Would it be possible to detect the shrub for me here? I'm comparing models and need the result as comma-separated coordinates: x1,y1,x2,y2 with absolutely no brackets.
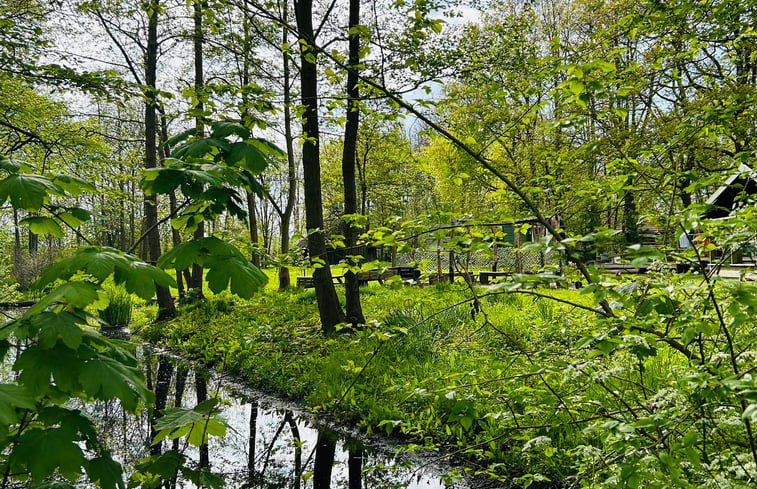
99,287,133,328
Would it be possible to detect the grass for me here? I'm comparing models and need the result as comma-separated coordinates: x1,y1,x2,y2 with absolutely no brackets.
137,277,601,483
136,270,756,487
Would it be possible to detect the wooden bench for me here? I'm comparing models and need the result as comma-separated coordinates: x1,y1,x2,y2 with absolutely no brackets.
296,275,345,288
598,264,648,275
357,269,385,286
296,276,315,288
479,271,513,285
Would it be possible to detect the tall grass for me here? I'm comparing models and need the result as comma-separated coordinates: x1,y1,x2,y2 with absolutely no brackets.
99,287,133,328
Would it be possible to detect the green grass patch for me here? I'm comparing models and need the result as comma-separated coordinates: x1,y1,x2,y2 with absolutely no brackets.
139,282,599,483
138,274,757,487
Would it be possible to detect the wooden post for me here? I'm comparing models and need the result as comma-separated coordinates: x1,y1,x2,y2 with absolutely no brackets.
515,231,522,274
436,246,442,282
448,229,455,281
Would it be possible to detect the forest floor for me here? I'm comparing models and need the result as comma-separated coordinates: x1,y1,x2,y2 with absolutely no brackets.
135,275,603,486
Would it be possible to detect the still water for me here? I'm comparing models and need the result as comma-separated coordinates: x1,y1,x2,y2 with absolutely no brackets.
83,345,468,489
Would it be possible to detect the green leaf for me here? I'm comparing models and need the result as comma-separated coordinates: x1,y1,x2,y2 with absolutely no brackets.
172,138,231,159
67,206,93,222
165,128,196,148
0,157,21,173
33,247,176,300
141,169,184,195
36,406,98,445
35,311,86,350
0,173,63,210
210,120,250,140
247,137,285,158
157,237,267,298
50,174,97,196
206,257,267,299
134,451,185,480
87,453,125,489
28,281,101,314
14,343,84,396
10,427,86,481
57,210,87,228
180,467,224,489
733,284,757,309
568,80,585,95
79,348,153,412
225,142,268,173
153,399,227,447
0,383,36,425
116,261,176,301
20,216,64,238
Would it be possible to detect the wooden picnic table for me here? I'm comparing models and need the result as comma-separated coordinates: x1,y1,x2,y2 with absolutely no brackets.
387,266,421,281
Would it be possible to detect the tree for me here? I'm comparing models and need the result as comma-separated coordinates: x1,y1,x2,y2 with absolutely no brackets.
340,0,365,325
187,0,207,299
295,0,345,333
143,0,175,319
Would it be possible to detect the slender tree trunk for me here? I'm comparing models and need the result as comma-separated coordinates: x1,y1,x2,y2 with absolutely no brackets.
188,0,206,298
160,114,185,299
279,1,297,290
144,1,175,320
239,2,261,268
623,174,639,245
12,209,20,253
118,167,126,250
341,0,365,325
246,190,261,266
296,0,345,332
28,212,38,254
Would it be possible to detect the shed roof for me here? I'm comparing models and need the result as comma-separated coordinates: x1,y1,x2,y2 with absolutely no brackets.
704,164,757,218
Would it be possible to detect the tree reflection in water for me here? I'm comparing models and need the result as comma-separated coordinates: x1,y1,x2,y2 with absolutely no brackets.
77,349,463,489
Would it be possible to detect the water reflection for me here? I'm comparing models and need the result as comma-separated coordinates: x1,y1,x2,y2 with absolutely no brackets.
81,348,464,489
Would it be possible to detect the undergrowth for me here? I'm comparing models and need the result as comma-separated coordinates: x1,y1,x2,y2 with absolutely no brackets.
139,272,757,488
139,282,596,485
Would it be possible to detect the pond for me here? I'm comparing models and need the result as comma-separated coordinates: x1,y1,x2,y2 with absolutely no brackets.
80,344,470,489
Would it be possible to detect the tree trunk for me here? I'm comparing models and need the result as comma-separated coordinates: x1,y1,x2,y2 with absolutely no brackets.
28,212,38,254
160,113,185,299
341,0,365,325
188,0,206,299
279,1,297,290
296,0,345,333
12,208,20,253
247,190,261,267
623,175,639,245
144,1,175,320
